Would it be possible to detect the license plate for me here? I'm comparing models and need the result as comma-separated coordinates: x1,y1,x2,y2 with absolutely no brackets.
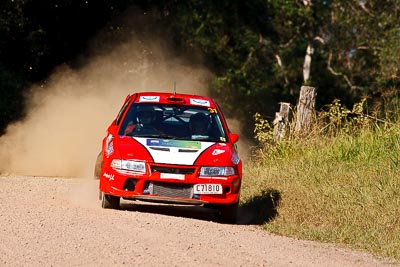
193,184,222,194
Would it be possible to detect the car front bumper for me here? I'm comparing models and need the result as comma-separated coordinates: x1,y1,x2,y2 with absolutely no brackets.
99,166,241,205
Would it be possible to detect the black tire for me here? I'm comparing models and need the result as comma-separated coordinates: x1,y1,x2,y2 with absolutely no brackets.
101,192,120,209
218,203,238,224
94,152,102,179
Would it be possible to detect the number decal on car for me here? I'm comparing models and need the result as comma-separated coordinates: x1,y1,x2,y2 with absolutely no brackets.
208,108,218,114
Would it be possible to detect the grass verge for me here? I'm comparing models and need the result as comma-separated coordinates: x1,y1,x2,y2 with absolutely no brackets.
241,119,400,262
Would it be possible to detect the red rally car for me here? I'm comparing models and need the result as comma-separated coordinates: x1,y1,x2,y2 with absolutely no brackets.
95,92,242,223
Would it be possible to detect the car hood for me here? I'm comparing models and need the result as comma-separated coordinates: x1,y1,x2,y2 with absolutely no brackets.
117,136,235,166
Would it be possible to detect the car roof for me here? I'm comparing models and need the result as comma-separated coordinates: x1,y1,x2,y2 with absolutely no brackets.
132,92,217,108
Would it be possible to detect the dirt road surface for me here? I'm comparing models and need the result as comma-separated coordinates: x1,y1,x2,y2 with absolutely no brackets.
0,176,397,267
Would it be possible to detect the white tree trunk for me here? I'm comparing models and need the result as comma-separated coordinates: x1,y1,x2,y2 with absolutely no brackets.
303,43,314,83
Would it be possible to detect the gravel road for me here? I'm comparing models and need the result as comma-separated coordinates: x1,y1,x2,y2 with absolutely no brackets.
0,176,397,267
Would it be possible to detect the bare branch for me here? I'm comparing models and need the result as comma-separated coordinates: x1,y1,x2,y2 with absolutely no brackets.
313,36,325,44
240,47,255,72
300,0,312,7
258,34,270,46
279,37,296,48
327,52,363,90
275,54,283,67
354,0,373,16
275,54,289,85
259,33,296,49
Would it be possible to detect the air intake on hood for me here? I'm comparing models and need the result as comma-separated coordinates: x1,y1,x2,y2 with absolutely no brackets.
178,149,198,153
149,147,170,152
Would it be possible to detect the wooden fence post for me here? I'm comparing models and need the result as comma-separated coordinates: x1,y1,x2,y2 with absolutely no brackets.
273,102,291,142
295,86,316,136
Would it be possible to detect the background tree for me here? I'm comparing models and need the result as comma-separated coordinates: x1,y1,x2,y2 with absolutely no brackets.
327,0,400,115
0,0,398,136
0,0,141,133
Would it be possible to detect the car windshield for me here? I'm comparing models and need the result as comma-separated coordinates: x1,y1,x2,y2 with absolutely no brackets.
118,103,228,142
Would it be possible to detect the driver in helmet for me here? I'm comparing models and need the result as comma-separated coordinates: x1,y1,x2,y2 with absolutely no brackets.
136,106,156,126
124,105,159,135
189,112,209,136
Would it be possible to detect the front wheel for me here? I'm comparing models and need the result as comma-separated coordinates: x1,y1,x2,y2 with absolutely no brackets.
101,192,120,209
218,203,238,224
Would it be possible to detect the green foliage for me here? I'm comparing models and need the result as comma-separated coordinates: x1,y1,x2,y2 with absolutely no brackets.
167,0,285,122
0,0,399,137
254,126,400,261
165,0,399,138
253,112,274,144
318,99,372,135
244,100,400,261
327,1,399,93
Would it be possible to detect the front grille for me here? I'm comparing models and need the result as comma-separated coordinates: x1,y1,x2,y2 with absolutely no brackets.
145,182,193,198
151,166,195,175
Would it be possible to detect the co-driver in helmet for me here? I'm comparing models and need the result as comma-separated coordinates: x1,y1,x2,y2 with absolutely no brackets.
189,112,209,136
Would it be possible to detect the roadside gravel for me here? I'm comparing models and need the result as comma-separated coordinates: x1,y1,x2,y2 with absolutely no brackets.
0,176,397,267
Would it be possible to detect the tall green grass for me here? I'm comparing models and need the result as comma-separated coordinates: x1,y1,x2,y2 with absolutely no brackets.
242,99,400,261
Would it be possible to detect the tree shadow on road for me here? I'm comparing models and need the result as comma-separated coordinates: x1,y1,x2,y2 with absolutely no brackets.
237,188,281,225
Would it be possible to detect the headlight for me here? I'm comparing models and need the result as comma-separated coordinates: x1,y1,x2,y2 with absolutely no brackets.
111,159,146,173
199,166,235,177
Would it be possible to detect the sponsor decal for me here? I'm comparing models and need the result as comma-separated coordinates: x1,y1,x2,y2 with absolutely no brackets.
134,137,214,165
106,141,114,157
231,153,240,165
190,98,210,107
106,134,114,157
139,96,160,102
212,149,225,156
146,139,201,149
103,172,115,181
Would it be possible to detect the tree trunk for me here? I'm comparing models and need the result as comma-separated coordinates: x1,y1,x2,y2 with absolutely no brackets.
273,102,291,142
295,86,316,136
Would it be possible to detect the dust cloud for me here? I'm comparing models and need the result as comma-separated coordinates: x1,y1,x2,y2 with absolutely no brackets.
0,34,212,178
0,10,251,178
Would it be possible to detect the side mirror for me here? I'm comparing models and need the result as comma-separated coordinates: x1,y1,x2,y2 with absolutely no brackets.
229,132,239,143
